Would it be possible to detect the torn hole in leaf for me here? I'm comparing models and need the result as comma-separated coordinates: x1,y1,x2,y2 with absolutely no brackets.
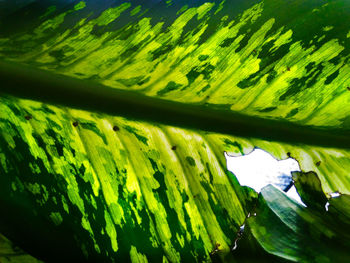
329,192,341,198
325,192,341,211
225,148,305,206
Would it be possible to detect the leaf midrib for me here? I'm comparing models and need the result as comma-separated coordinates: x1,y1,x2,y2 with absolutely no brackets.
1,60,349,149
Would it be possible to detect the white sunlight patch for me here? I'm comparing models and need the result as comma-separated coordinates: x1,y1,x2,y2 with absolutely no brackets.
225,148,305,206
325,192,341,211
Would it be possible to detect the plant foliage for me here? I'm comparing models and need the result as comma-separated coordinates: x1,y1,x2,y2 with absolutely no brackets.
1,0,350,262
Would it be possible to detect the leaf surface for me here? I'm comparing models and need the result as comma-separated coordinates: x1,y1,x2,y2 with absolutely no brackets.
1,0,350,130
248,185,350,262
1,0,350,262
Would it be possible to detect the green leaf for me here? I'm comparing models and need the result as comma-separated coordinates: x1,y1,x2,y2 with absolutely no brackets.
1,0,350,262
0,234,42,263
292,171,328,210
328,194,350,226
248,185,350,262
0,96,248,262
2,0,350,132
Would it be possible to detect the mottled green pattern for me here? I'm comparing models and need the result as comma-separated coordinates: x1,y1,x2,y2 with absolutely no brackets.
2,0,350,261
0,96,243,262
1,96,350,261
1,0,350,129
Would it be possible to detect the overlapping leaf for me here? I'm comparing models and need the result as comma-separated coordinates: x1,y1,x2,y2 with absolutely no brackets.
248,183,350,262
